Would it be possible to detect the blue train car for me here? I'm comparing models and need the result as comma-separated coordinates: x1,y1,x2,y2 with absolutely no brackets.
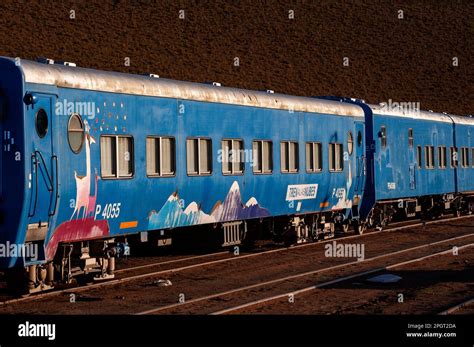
0,57,367,291
453,119,474,194
367,103,474,226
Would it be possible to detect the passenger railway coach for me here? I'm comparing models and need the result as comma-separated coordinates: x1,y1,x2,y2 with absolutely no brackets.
0,56,473,293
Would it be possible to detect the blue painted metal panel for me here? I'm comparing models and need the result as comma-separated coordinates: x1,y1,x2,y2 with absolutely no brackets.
0,58,28,268
372,114,456,200
454,123,474,192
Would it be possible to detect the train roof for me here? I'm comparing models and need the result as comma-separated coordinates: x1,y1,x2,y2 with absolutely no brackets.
11,58,365,118
369,103,474,125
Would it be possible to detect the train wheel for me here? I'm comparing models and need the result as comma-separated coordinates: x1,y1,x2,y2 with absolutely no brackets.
352,221,366,235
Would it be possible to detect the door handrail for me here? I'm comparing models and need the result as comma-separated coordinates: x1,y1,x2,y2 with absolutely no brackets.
34,150,53,192
28,154,38,217
49,155,59,216
28,150,58,218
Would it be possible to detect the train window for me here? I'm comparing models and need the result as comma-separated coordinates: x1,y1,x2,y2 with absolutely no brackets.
222,139,244,175
35,108,48,138
347,131,354,155
464,148,468,167
424,146,434,169
329,143,343,172
461,147,470,168
357,131,362,147
408,129,414,147
472,148,474,168
253,140,273,174
67,114,84,154
306,142,322,173
100,135,134,179
146,136,176,177
118,137,134,177
187,138,212,175
450,147,458,168
417,146,422,169
465,148,470,167
438,146,447,169
280,141,299,173
380,126,387,148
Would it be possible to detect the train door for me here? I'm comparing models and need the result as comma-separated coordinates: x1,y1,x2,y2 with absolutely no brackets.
352,121,366,219
353,122,366,197
408,128,416,190
27,94,58,231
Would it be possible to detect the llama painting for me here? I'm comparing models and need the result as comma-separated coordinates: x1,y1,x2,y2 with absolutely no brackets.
70,120,98,220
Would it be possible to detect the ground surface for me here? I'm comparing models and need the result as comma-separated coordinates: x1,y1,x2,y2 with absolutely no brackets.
0,0,472,115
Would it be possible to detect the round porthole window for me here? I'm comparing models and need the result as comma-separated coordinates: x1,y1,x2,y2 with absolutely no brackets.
348,131,354,155
35,109,48,138
68,113,85,154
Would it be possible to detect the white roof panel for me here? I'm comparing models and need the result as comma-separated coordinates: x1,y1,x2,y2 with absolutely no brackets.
17,59,364,117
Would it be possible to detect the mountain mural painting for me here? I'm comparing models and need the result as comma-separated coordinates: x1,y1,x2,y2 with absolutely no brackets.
147,181,270,230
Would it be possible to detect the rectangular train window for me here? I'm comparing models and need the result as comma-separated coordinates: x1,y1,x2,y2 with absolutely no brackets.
424,146,434,169
280,141,299,173
306,142,322,173
472,148,474,168
146,136,176,177
100,135,134,179
461,147,470,168
417,146,422,169
329,143,343,172
450,147,458,168
222,139,244,175
253,140,273,174
380,126,387,148
438,146,447,169
187,138,212,175
408,128,414,147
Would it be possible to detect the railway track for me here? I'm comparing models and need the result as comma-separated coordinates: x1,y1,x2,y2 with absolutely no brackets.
0,214,472,310
136,235,474,315
438,298,474,315
209,243,474,315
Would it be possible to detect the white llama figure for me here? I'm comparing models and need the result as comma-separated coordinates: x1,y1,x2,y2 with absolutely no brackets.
70,120,95,220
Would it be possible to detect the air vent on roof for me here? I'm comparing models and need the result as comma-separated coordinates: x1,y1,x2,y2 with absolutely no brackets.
266,90,274,94
204,81,222,87
36,57,55,65
56,61,77,67
148,74,160,78
428,110,433,112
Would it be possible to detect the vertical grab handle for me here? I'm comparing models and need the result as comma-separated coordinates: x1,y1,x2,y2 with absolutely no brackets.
28,154,38,217
49,155,59,216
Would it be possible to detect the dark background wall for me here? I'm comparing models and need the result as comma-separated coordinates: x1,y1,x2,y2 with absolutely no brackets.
0,0,472,114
